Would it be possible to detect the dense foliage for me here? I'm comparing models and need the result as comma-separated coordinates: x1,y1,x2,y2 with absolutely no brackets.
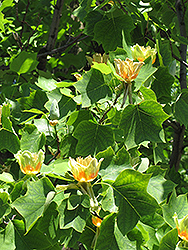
0,0,188,249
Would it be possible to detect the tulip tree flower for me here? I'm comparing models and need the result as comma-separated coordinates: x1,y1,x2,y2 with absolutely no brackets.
69,155,104,182
15,149,45,175
86,53,109,66
114,58,144,83
131,44,157,64
174,213,188,242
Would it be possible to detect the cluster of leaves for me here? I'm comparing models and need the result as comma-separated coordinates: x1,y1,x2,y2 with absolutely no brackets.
0,0,188,249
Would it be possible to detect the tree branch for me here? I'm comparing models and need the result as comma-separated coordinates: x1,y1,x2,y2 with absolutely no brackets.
175,0,187,89
169,123,185,171
47,0,64,51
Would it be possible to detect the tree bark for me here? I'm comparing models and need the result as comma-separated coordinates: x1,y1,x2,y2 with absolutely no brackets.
175,0,187,89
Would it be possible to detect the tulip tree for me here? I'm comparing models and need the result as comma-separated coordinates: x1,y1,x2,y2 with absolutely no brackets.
0,0,188,249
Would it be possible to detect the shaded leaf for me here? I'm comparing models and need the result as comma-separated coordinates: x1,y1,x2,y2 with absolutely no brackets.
174,90,188,128
0,222,15,250
94,15,134,52
73,120,114,156
0,128,20,154
13,178,54,231
158,228,178,250
151,67,174,104
95,213,118,250
113,169,159,219
119,101,169,149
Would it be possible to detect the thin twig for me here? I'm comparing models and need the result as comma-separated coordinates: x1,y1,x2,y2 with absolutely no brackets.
99,90,122,124
37,34,89,57
46,126,60,165
24,17,43,50
20,0,30,38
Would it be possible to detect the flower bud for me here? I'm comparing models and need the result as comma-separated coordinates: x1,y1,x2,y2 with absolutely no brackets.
131,44,157,64
114,58,144,83
49,120,59,126
86,53,109,66
15,149,45,175
69,155,104,182
92,215,102,227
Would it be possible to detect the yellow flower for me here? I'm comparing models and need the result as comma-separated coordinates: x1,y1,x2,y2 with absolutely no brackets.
86,53,109,66
114,58,144,83
174,213,188,242
69,155,104,182
15,149,45,175
131,44,157,64
92,215,102,227
49,120,59,126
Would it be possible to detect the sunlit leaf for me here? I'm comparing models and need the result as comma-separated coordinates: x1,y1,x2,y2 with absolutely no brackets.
10,51,38,75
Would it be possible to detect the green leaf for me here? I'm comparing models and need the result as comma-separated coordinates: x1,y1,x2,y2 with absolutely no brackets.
140,86,157,101
153,143,167,164
100,146,132,181
0,12,5,32
113,169,159,219
114,225,137,250
94,15,135,52
20,125,46,152
174,90,188,128
137,222,159,249
162,190,188,228
147,175,177,204
102,186,118,213
95,213,118,250
13,178,54,231
134,63,157,90
59,201,89,233
96,146,115,170
158,228,178,250
66,110,93,129
0,222,15,250
10,51,38,75
84,10,103,36
1,104,13,132
0,128,20,154
35,76,57,91
58,94,76,119
0,0,14,12
151,67,174,104
73,120,114,156
0,172,14,183
91,62,112,75
74,68,111,107
119,101,169,149
0,192,9,218
117,197,139,235
17,89,48,112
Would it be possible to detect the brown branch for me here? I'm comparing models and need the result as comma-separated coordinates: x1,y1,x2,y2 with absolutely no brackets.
46,133,60,165
116,0,128,14
46,0,64,51
169,123,185,171
20,0,30,38
175,0,187,89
